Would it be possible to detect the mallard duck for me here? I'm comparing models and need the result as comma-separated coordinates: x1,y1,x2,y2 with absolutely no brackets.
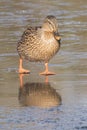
19,74,62,108
17,15,61,75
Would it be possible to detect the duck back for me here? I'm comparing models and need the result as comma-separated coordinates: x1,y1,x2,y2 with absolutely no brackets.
17,26,60,62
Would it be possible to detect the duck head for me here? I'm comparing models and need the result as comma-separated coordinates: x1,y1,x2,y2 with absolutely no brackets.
42,15,61,41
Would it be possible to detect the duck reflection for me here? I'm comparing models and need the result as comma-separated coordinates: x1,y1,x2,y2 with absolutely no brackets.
19,74,62,108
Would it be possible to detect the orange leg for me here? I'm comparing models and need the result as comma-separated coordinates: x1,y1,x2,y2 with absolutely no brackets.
45,76,49,83
19,74,24,88
18,58,30,74
40,63,55,75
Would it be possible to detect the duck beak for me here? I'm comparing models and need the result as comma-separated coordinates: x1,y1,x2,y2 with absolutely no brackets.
58,39,61,45
54,32,61,41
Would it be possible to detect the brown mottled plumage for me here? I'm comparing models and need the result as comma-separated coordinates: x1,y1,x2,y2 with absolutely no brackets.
17,15,61,75
19,81,62,108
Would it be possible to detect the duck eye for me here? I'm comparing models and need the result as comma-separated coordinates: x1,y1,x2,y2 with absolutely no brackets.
48,21,51,25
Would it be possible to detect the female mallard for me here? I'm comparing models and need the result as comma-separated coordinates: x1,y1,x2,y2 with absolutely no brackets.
17,15,61,75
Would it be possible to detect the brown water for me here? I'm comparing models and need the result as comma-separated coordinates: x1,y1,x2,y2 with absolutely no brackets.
0,0,87,130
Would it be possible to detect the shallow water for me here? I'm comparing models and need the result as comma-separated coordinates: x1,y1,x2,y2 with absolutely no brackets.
0,0,87,129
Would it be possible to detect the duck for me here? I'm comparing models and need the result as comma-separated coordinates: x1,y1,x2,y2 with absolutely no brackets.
19,74,62,108
17,15,61,75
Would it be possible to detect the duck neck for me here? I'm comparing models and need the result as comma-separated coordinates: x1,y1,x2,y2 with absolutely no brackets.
41,30,55,43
